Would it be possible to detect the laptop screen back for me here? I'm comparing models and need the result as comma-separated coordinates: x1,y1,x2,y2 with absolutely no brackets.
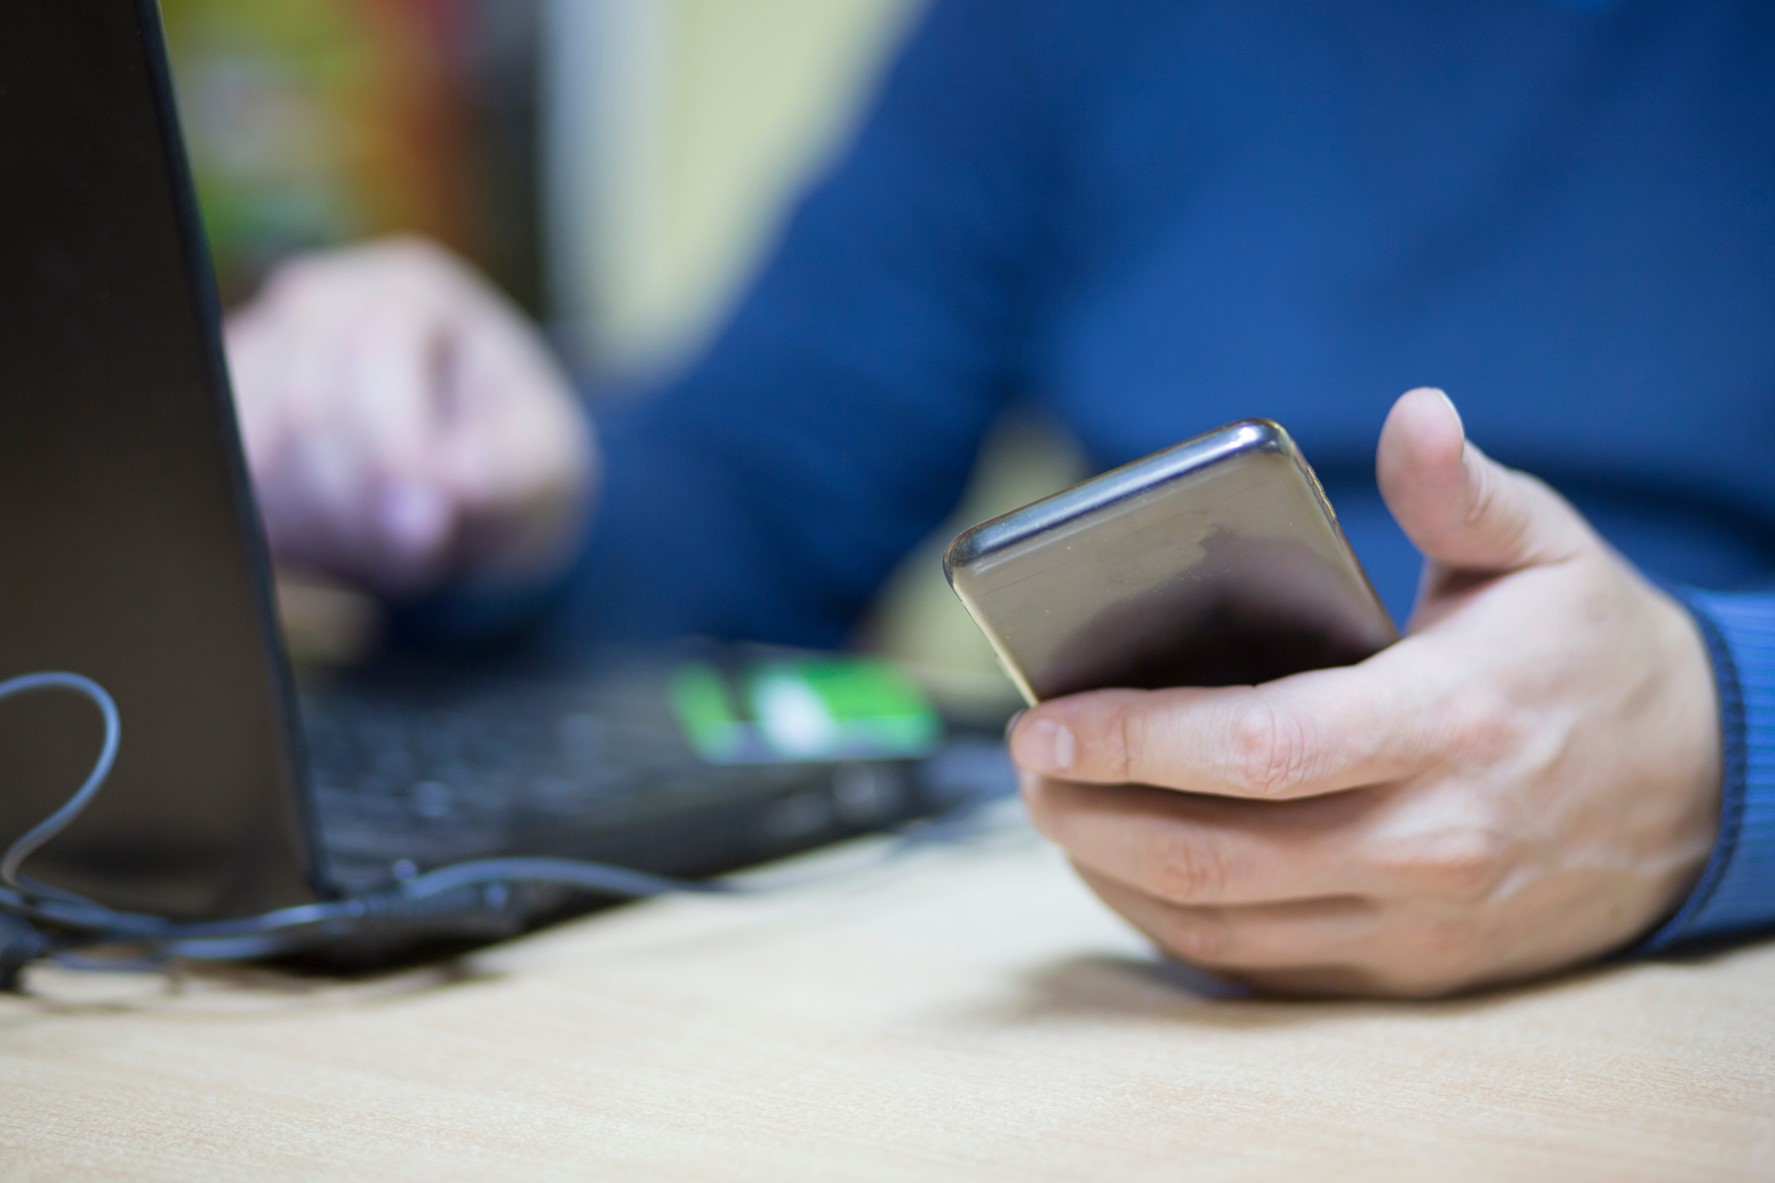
0,2,318,919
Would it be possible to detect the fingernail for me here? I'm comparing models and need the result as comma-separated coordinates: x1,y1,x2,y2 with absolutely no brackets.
378,485,446,555
1003,709,1025,744
1012,717,1075,773
1432,388,1464,435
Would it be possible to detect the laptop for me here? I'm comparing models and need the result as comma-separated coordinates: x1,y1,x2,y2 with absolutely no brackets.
0,2,1006,964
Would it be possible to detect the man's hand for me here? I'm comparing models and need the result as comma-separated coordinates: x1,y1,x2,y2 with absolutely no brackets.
1008,388,1722,997
225,237,596,598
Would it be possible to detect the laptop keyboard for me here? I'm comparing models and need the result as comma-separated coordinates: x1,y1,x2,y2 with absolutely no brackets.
267,656,1019,964
294,663,915,887
304,685,656,828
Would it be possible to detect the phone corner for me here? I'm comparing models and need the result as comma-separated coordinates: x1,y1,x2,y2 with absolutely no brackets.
940,528,980,590
1234,418,1294,455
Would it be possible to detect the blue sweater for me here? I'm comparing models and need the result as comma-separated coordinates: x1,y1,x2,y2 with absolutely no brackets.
549,0,1775,949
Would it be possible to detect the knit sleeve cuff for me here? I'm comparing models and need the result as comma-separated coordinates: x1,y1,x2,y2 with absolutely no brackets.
1638,587,1775,949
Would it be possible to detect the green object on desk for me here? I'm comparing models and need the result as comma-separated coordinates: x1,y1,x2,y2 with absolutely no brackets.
670,657,940,764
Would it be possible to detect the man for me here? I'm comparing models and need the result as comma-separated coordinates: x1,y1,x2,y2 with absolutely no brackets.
223,0,1775,995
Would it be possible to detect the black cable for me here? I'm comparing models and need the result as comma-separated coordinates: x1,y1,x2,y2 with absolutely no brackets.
1,669,1014,981
0,673,120,908
0,911,51,991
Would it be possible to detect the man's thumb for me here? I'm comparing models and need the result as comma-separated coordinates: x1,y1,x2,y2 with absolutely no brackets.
1376,388,1589,574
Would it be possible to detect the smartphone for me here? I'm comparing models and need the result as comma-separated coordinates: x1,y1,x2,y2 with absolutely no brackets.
943,420,1398,703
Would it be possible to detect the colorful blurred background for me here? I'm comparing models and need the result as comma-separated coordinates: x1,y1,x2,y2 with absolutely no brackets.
160,0,1075,677
160,0,921,377
162,0,544,310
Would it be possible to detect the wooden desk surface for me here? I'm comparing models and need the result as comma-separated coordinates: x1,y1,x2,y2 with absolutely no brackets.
2,823,1771,1181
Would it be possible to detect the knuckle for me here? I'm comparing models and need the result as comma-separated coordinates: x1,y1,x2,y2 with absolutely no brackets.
1441,687,1520,767
1145,827,1228,903
1469,466,1571,564
1404,830,1511,903
1227,703,1314,798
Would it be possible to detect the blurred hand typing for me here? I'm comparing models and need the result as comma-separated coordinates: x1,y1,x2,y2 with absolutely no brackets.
224,237,596,598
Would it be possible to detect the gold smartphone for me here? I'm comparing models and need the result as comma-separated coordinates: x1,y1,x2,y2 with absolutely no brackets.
943,420,1398,704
